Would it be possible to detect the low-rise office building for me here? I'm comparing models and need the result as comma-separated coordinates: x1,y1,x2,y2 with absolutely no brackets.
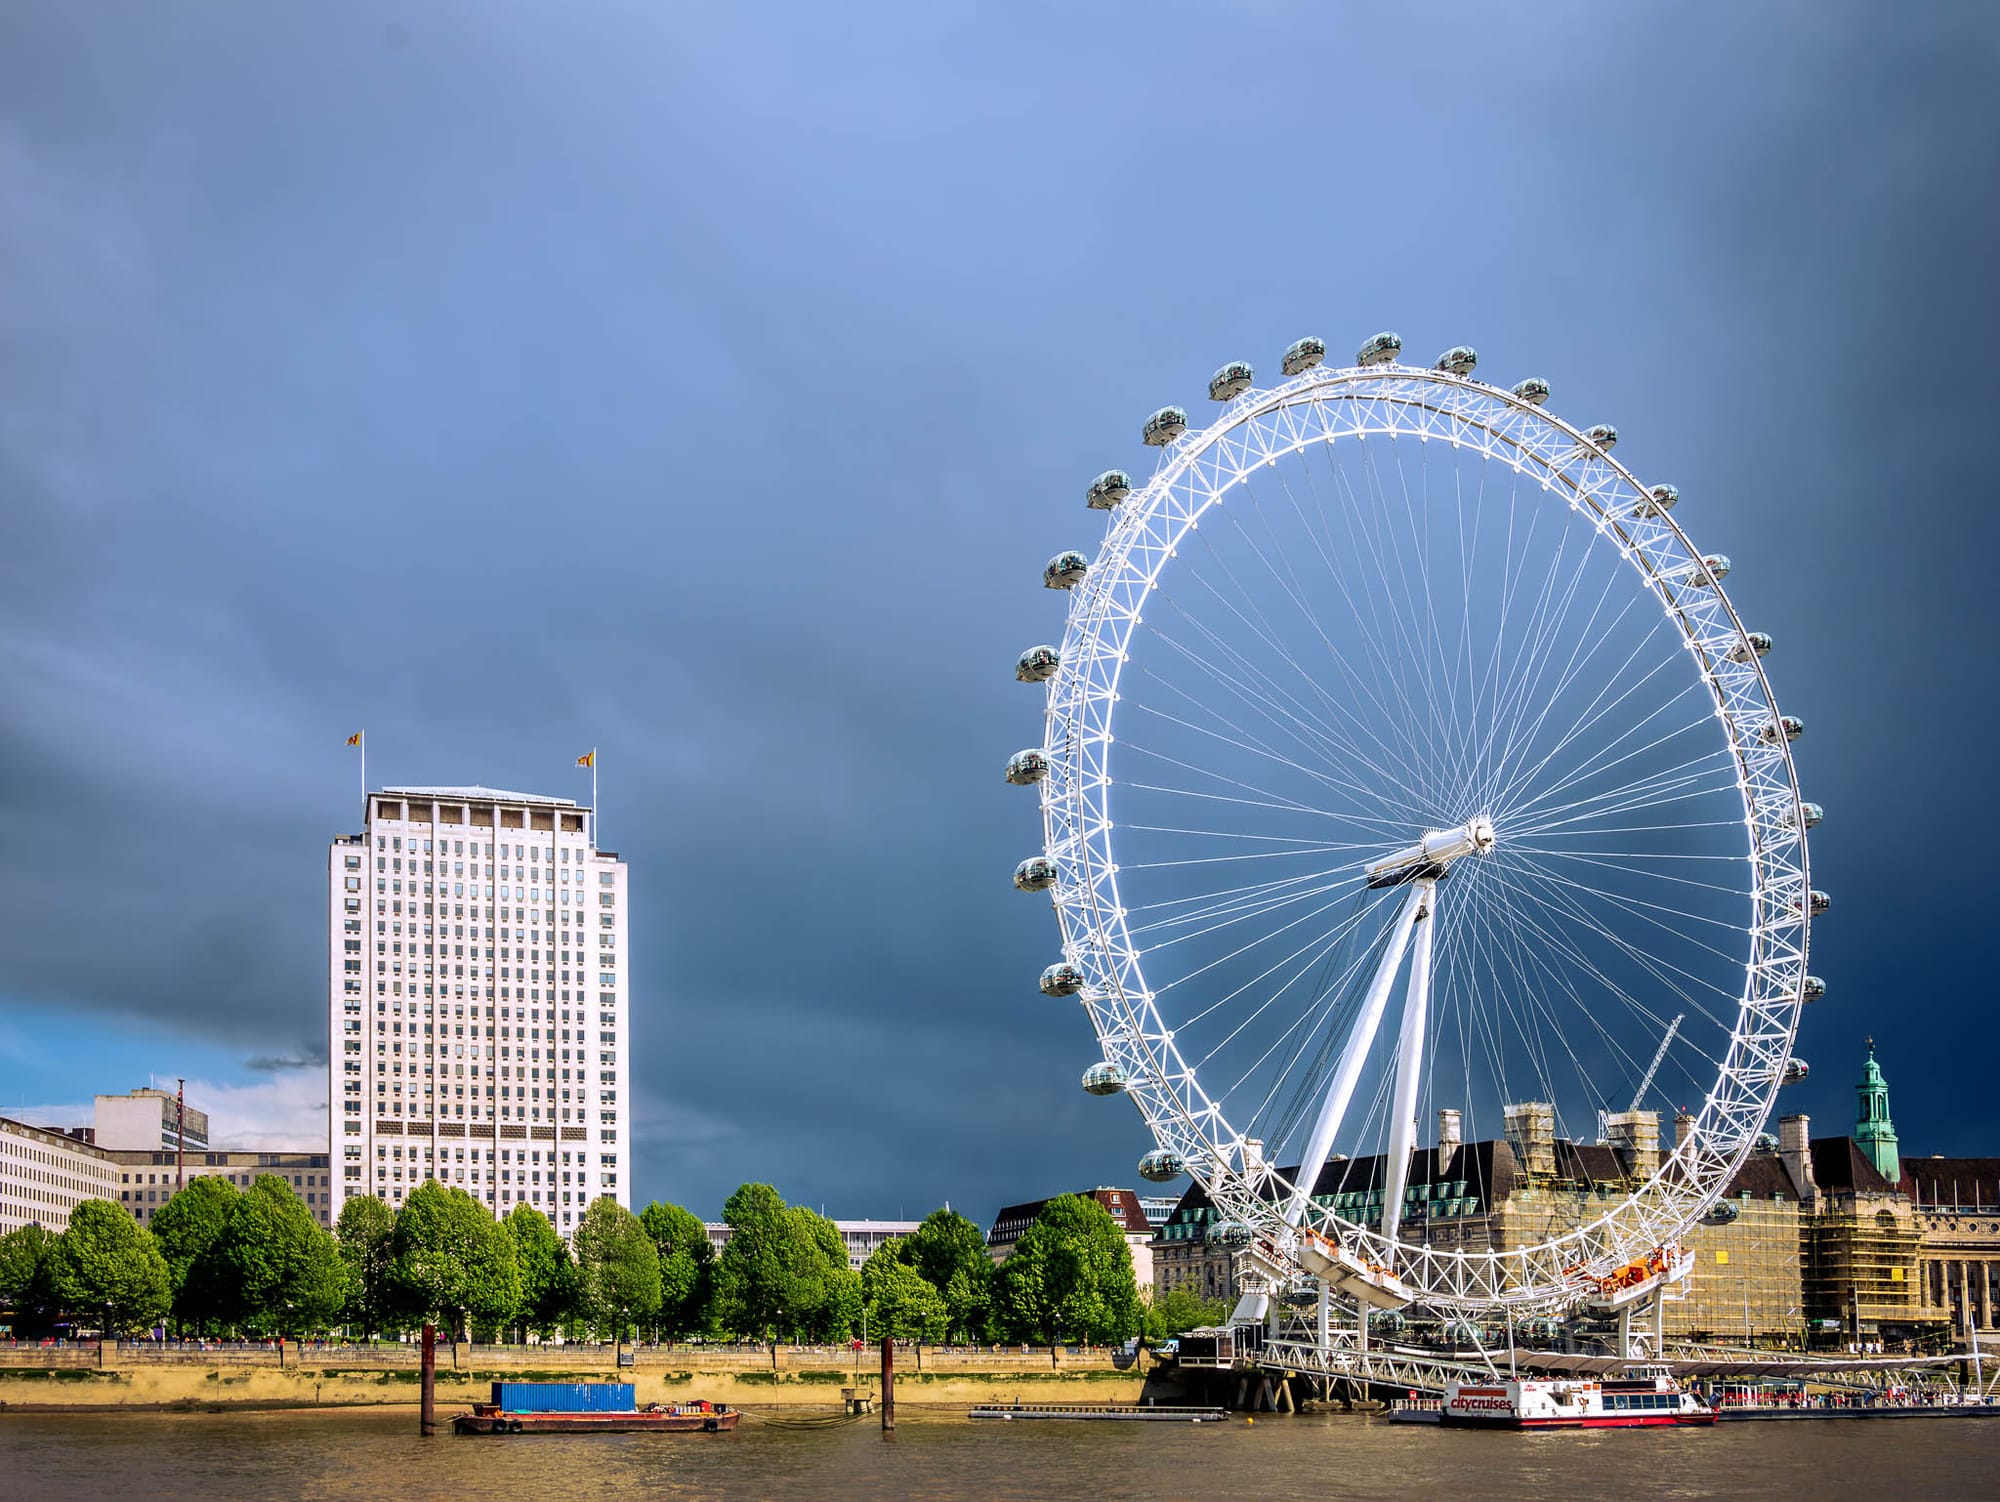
93,1088,209,1155
0,1117,118,1234
703,1219,924,1271
109,1150,334,1229
988,1188,1155,1290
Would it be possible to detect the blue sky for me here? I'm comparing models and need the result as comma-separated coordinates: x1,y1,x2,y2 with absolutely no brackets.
0,3,1995,1222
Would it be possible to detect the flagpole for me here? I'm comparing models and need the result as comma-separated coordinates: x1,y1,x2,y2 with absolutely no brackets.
360,730,367,812
592,748,599,847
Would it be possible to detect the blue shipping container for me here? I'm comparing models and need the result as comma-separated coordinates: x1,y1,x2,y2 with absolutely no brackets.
490,1381,636,1413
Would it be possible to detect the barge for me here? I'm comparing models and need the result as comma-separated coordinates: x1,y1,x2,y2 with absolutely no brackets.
452,1381,738,1436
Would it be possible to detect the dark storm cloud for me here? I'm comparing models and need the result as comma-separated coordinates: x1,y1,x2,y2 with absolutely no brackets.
0,3,1994,1218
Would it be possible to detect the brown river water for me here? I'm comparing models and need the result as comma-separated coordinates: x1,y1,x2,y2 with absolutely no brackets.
2,1407,1994,1501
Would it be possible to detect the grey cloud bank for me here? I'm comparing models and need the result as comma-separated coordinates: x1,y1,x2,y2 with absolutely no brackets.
0,4,1995,1218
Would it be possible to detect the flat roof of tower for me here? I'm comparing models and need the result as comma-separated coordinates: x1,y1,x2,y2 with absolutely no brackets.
378,786,579,808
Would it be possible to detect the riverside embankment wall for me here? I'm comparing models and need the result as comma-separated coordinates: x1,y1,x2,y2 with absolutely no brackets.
0,1344,1152,1411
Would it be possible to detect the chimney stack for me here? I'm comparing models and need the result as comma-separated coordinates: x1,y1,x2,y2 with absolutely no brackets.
1437,1108,1463,1153
1779,1113,1817,1204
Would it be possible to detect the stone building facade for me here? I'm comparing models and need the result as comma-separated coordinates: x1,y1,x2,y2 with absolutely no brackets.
1151,1044,1990,1349
1904,1156,2000,1336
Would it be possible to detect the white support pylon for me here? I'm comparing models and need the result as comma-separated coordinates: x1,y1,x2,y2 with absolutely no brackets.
1379,882,1437,1254
1285,881,1429,1227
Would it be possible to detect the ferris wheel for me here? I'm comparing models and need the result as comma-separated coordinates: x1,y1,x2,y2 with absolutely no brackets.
1007,332,1823,1318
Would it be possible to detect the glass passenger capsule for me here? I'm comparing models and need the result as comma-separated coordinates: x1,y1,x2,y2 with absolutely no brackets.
1638,484,1679,517
1759,715,1805,746
1783,1059,1810,1084
1208,361,1254,401
1206,1220,1252,1246
1081,1062,1129,1096
1583,423,1619,451
1791,889,1831,917
1282,336,1326,376
1016,644,1060,683
1700,1201,1740,1228
1727,632,1774,663
1682,554,1730,587
1086,469,1133,510
1137,1148,1187,1183
1357,331,1402,367
1512,377,1550,405
1013,856,1059,892
1801,975,1826,1002
1043,550,1090,589
1004,749,1050,785
1787,801,1824,829
1142,406,1188,447
1434,345,1478,377
1039,961,1084,997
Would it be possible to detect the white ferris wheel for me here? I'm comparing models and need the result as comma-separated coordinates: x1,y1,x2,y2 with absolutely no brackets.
1007,332,1822,1323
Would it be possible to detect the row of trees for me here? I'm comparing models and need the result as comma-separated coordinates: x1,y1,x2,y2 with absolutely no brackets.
0,1178,1226,1346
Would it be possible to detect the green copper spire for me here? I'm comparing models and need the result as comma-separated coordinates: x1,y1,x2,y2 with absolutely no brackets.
1854,1036,1900,1183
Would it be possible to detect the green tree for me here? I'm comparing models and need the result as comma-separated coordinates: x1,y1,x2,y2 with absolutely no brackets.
505,1204,581,1340
52,1200,172,1333
211,1175,351,1334
860,1242,948,1342
575,1197,661,1344
638,1200,716,1338
335,1195,398,1338
0,1223,63,1338
149,1176,239,1333
902,1209,993,1341
787,1206,860,1343
1140,1285,1229,1344
389,1182,520,1338
717,1183,795,1340
994,1194,1140,1346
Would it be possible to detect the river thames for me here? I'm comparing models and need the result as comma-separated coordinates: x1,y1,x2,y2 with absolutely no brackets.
3,1408,1996,1500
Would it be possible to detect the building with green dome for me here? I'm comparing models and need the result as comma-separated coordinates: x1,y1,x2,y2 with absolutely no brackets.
1854,1038,1901,1184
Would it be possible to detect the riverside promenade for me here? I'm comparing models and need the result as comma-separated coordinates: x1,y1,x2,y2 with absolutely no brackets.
0,1341,1152,1412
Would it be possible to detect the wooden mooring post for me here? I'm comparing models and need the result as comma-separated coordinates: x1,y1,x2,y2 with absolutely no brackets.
880,1336,895,1431
420,1323,437,1437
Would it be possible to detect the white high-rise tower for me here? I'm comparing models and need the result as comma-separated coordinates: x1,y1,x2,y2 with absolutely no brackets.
329,786,629,1235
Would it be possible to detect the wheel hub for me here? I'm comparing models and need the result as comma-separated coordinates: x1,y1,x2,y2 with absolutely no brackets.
1365,816,1495,888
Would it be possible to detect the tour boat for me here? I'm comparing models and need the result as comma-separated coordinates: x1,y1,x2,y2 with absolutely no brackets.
1441,1367,1716,1429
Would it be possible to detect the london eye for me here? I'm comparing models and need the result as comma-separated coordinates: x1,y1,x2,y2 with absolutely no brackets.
1008,331,1821,1330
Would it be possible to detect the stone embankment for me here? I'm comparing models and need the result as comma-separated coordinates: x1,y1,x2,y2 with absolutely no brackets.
0,1342,1154,1411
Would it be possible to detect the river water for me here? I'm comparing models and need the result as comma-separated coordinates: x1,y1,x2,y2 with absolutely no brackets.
3,1407,1994,1500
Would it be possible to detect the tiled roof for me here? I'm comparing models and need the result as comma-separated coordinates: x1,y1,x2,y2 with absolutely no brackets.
1721,1152,1802,1202
989,1188,1151,1246
1900,1157,2000,1209
1808,1136,1897,1195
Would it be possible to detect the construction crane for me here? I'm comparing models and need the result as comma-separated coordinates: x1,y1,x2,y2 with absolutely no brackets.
1628,1014,1685,1114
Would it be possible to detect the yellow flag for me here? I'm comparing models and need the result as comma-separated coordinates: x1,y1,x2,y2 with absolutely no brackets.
346,732,363,747
577,750,595,768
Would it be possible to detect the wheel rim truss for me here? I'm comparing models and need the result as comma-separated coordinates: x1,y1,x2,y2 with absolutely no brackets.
1035,362,1812,1313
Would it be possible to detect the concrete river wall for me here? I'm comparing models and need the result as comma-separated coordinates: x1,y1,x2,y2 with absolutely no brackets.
0,1343,1153,1411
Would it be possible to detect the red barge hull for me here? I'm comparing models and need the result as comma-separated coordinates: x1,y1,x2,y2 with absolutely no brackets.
1441,1412,1718,1430
454,1405,738,1435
